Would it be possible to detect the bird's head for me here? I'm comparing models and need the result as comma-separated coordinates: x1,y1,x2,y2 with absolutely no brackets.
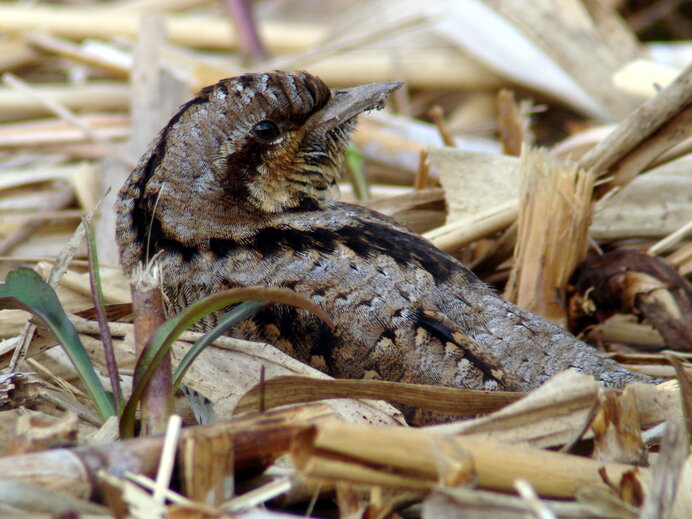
115,71,400,268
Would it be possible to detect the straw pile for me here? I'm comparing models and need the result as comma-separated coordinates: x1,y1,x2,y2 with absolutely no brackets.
0,1,690,518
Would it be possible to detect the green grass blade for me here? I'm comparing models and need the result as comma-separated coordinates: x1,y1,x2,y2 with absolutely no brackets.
119,286,332,437
0,269,116,420
346,142,370,201
172,300,267,391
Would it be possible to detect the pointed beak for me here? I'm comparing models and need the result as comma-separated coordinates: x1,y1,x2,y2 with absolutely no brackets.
317,81,403,131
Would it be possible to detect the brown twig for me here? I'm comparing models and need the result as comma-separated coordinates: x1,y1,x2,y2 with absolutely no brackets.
413,149,430,190
131,264,173,436
594,105,692,200
578,61,692,199
85,219,122,411
0,405,335,499
497,89,533,156
291,421,655,499
234,376,522,418
428,105,456,147
224,0,268,64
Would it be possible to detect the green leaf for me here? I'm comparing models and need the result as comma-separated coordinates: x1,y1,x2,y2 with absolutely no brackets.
119,286,333,438
172,300,267,391
0,268,116,421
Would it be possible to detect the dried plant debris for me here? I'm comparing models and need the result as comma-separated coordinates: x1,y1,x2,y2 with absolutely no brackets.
0,0,690,517
567,250,692,351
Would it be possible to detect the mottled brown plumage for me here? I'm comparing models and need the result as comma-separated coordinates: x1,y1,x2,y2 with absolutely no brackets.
115,71,650,407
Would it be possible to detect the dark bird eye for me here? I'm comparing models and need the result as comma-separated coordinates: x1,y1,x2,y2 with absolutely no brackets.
251,120,281,142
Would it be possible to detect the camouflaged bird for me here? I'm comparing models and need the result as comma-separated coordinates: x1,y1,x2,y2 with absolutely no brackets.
115,71,651,403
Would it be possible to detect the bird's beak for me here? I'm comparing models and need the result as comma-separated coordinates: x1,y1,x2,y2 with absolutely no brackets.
317,81,403,131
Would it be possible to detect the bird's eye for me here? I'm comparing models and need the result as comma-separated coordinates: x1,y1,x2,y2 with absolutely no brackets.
251,120,281,143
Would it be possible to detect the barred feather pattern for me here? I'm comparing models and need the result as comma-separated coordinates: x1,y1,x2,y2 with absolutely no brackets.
116,71,652,419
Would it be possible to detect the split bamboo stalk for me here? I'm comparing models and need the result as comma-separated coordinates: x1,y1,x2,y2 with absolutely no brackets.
0,82,130,121
0,404,334,499
0,38,41,71
2,72,135,168
423,200,518,253
0,4,323,53
649,221,692,256
588,318,664,347
429,371,680,448
0,5,502,90
503,147,594,323
581,60,692,173
594,106,692,200
622,365,692,378
0,114,130,147
24,33,131,78
291,420,654,499
192,48,503,91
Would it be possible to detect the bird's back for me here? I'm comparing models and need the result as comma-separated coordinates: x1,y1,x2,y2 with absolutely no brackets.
155,200,650,393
